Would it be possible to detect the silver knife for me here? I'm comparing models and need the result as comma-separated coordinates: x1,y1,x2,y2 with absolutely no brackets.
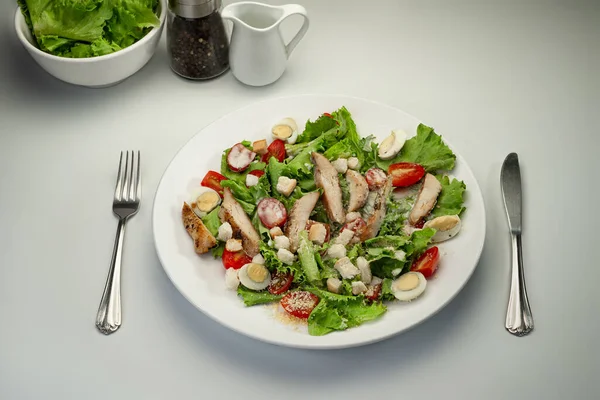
501,153,534,336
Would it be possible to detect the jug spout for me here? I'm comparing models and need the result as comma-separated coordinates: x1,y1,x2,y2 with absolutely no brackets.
221,2,288,31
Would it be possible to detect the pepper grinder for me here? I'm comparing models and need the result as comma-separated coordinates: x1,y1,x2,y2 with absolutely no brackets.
167,0,229,79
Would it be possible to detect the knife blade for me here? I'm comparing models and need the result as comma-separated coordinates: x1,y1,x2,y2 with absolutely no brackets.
501,153,522,234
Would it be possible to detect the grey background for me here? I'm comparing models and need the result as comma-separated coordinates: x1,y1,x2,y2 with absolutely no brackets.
1,0,598,399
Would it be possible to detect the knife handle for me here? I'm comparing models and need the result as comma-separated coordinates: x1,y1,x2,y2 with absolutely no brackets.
505,233,534,336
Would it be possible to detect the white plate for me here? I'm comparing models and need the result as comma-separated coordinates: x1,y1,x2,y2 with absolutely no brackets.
152,95,486,349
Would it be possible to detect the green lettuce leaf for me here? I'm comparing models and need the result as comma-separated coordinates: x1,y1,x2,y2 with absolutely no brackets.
237,286,282,306
297,231,321,285
220,180,255,215
364,235,408,249
376,124,456,172
430,175,466,218
378,196,413,236
19,0,159,58
286,107,355,178
201,206,221,237
248,174,271,203
260,243,305,283
307,289,387,336
405,228,436,260
380,278,396,301
211,242,224,258
295,114,337,144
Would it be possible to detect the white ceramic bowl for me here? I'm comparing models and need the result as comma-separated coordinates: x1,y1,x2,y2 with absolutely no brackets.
14,0,166,88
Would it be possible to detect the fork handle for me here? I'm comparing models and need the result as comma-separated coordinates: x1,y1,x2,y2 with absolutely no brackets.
505,233,534,336
96,218,126,335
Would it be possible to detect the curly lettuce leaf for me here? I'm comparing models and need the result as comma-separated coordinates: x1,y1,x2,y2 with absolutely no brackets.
307,290,387,336
376,124,456,171
405,228,436,260
286,107,358,178
237,286,282,306
430,175,466,218
260,243,305,284
378,196,413,236
295,114,337,144
19,0,159,58
365,230,435,278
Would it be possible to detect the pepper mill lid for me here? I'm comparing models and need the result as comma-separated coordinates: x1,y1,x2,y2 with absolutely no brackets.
169,0,221,18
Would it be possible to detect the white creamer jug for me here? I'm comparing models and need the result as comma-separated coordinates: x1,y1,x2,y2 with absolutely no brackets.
221,2,309,86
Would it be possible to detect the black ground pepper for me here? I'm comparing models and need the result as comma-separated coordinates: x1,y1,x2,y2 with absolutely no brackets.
167,11,229,80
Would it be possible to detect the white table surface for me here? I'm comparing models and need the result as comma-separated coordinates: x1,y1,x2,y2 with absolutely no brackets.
1,0,599,399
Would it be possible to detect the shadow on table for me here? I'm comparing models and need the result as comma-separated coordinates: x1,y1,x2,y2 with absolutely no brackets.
158,246,489,382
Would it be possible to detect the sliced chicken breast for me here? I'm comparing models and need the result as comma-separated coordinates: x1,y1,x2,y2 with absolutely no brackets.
182,202,217,254
312,152,345,224
219,188,261,257
360,176,393,241
346,169,369,212
285,191,320,252
409,173,442,226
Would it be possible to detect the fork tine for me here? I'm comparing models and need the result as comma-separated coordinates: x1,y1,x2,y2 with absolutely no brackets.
114,152,124,201
122,151,130,201
128,150,136,202
135,151,141,202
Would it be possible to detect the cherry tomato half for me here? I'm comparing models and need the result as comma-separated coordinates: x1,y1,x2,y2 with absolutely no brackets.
388,162,426,187
222,249,252,270
410,246,440,278
201,170,227,197
261,139,286,163
268,271,294,295
280,291,319,319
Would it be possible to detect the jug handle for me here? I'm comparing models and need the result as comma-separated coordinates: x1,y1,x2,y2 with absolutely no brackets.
280,4,309,58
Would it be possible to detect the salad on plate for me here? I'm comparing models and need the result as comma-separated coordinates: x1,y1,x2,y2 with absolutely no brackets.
181,107,466,336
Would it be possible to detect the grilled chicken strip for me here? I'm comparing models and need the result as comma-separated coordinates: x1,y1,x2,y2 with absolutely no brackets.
346,169,369,212
409,173,442,226
219,188,261,257
182,202,217,254
360,176,393,241
312,152,345,224
285,191,320,252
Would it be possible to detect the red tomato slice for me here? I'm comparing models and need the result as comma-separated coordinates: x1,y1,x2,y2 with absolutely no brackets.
365,168,387,190
388,162,426,187
261,139,286,163
410,246,440,278
364,283,382,302
201,170,227,196
280,291,320,319
268,271,294,295
257,198,288,228
222,249,252,270
248,170,265,178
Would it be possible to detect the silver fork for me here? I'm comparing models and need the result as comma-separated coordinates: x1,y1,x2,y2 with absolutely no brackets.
96,151,141,335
